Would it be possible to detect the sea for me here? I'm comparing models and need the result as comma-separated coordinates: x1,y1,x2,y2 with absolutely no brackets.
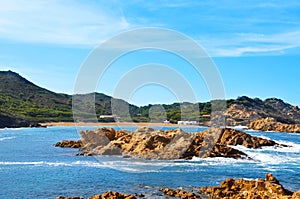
0,126,299,198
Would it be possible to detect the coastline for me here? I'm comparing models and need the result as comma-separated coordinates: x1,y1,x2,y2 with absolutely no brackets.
2,123,300,198
41,122,194,127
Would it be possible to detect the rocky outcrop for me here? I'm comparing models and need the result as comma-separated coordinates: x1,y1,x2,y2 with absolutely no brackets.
55,127,282,160
56,191,137,199
0,112,41,128
55,140,82,148
199,173,294,199
216,128,277,148
225,96,300,126
56,196,82,199
225,103,263,126
248,117,300,133
293,189,300,199
56,174,300,199
160,188,201,199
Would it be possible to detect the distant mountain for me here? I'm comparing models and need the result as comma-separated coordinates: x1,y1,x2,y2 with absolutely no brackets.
225,96,300,126
0,70,73,122
0,71,139,124
0,70,299,128
0,71,129,123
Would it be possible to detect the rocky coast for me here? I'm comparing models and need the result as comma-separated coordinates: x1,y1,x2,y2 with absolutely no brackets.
55,127,282,160
54,127,298,199
57,173,300,199
248,117,300,133
0,112,41,128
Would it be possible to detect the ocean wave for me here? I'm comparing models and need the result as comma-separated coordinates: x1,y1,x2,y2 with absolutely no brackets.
1,145,299,172
0,161,44,165
190,156,251,165
0,158,248,173
0,136,16,141
231,144,300,165
227,125,249,130
0,160,169,173
1,127,28,131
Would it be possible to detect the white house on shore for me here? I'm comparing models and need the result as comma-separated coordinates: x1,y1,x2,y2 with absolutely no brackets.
99,115,121,121
177,121,199,125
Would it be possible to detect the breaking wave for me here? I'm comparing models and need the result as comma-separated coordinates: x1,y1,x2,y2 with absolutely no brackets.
0,136,16,141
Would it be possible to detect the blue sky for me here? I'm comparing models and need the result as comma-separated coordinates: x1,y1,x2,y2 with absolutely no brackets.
0,0,300,106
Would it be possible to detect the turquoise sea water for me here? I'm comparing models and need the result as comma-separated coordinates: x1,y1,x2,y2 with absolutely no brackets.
0,126,300,198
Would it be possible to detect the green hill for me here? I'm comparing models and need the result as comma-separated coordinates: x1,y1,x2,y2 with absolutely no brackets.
0,71,72,121
0,71,138,123
0,70,299,127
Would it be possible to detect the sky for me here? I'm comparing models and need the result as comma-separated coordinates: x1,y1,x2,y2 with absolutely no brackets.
0,0,300,106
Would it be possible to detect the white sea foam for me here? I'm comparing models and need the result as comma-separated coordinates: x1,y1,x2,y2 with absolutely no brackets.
231,144,300,165
0,136,16,141
0,160,167,172
276,140,300,152
245,129,258,132
254,135,272,140
191,156,250,165
227,125,248,130
1,140,299,172
0,161,44,165
2,127,28,131
0,158,244,173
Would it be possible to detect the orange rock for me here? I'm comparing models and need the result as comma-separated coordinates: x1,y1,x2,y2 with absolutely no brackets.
56,127,283,160
199,173,294,199
160,188,201,199
248,117,300,133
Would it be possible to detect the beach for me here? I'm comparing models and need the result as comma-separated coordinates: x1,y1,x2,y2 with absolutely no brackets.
41,122,188,127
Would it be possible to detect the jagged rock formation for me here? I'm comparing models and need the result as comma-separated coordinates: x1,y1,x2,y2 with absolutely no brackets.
57,174,300,199
55,127,282,160
199,173,295,199
54,140,82,148
225,96,300,126
56,191,137,199
248,117,300,133
204,128,277,149
160,188,201,199
293,189,300,198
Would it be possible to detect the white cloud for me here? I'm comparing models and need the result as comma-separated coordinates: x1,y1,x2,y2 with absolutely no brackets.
199,31,300,57
1,0,300,58
0,0,131,46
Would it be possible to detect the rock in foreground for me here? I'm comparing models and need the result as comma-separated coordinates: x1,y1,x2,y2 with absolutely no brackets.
55,127,282,160
199,173,295,199
248,117,300,133
57,174,300,199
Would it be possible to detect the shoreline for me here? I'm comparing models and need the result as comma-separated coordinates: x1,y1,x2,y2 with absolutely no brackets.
41,122,203,127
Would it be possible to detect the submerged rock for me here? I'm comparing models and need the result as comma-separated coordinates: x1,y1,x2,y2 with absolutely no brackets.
248,117,300,133
56,191,137,199
160,188,201,199
55,140,82,148
55,127,282,160
199,173,294,199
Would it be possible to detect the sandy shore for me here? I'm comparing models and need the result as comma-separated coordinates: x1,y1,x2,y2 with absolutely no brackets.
41,122,184,127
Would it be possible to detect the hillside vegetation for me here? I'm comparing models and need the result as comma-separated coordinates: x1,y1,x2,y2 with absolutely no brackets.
0,70,299,126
